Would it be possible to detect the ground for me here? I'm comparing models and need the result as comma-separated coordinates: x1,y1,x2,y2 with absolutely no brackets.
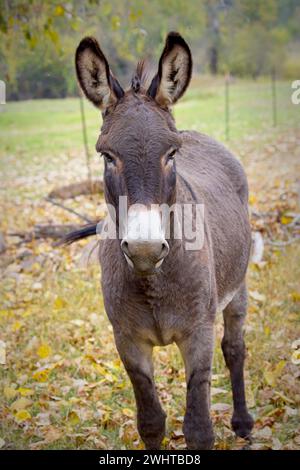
0,78,299,450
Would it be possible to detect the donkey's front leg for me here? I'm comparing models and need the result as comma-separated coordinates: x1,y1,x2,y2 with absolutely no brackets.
178,323,215,450
114,332,166,450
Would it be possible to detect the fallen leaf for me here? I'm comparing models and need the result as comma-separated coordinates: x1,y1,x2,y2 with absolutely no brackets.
37,343,52,359
67,411,80,426
211,387,228,396
264,360,286,387
11,397,32,412
291,350,300,365
14,409,32,423
12,321,22,332
4,386,17,400
249,290,266,303
32,367,50,382
122,408,135,418
291,292,300,303
17,387,34,397
0,340,6,364
272,437,282,450
211,403,231,412
254,426,272,440
281,215,293,225
53,297,67,310
36,412,51,426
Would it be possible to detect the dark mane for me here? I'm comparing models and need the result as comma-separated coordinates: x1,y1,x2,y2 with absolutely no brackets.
131,60,154,93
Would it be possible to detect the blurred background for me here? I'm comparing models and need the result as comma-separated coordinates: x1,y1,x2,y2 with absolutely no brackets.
0,0,299,451
1,0,300,100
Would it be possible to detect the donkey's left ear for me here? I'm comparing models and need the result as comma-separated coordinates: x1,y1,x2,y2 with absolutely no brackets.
147,32,192,108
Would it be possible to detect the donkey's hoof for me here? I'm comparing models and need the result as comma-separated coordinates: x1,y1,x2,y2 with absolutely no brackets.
232,411,254,439
185,428,215,450
186,435,215,450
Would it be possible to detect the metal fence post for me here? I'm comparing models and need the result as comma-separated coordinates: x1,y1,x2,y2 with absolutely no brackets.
225,74,230,140
272,68,277,127
79,93,92,182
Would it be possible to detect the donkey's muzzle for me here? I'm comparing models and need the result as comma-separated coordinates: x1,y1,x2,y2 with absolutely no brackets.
121,238,169,275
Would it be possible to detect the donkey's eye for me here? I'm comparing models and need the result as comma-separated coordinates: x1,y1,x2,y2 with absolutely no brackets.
166,149,176,163
102,153,115,165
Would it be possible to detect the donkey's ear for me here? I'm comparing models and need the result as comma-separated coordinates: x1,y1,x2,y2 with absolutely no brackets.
147,32,192,108
75,37,124,110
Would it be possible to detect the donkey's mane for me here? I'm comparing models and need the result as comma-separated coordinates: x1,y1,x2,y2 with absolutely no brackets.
131,60,155,93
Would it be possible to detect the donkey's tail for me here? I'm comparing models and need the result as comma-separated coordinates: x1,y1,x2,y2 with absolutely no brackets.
58,222,100,245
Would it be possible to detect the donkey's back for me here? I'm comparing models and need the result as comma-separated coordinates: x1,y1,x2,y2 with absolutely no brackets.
177,130,251,304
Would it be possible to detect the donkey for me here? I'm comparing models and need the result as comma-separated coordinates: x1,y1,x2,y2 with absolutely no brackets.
71,31,254,449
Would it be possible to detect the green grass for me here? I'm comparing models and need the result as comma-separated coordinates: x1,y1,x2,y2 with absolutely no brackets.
0,77,298,178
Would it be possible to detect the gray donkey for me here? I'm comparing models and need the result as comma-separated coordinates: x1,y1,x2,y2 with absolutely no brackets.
70,31,254,449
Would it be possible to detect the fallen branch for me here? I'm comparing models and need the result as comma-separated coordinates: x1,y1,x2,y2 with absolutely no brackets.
48,179,104,200
44,197,93,223
265,236,300,247
9,224,83,243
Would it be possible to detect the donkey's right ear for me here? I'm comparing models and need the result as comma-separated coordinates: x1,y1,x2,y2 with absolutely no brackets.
75,37,124,110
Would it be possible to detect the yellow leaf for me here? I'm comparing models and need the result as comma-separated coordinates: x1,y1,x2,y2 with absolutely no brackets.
32,368,50,382
4,386,17,400
264,326,271,337
291,292,300,303
264,369,275,387
264,360,286,387
93,363,108,376
67,411,80,426
54,5,64,16
274,360,286,375
122,408,135,418
17,387,34,397
22,309,32,318
281,215,293,225
37,344,52,359
12,321,22,332
15,409,32,423
53,297,67,310
249,193,257,205
11,397,32,412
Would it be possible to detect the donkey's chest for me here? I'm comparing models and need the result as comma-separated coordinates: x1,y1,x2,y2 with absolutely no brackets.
114,282,204,346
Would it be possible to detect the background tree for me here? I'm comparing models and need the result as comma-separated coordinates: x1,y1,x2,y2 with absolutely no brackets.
0,0,299,100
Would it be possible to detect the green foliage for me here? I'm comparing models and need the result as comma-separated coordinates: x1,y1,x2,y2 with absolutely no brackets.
0,0,299,100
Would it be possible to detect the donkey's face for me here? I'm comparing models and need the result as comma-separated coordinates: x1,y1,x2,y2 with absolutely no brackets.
75,32,192,275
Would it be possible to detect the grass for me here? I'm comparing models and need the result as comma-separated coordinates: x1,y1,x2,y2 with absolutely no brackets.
0,77,300,450
0,77,298,178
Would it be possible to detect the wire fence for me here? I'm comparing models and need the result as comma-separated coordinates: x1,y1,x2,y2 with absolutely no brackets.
175,74,299,144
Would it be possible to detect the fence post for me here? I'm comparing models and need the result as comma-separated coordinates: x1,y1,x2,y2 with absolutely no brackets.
79,93,92,182
272,68,277,127
225,73,230,141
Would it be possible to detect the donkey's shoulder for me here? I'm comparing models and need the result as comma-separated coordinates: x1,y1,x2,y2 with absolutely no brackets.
178,130,249,205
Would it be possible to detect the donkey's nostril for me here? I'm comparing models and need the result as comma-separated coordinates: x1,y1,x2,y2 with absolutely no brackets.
161,241,169,258
121,237,169,272
121,239,130,257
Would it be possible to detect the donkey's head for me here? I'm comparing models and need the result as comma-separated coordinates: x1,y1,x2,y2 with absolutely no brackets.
75,32,192,275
